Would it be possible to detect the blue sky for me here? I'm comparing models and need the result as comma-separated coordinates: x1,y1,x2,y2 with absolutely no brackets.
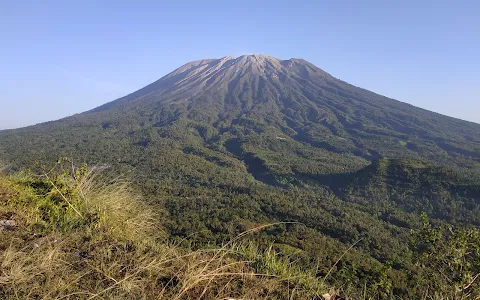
0,0,479,129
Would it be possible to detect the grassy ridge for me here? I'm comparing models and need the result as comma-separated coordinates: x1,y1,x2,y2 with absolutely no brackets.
0,162,330,299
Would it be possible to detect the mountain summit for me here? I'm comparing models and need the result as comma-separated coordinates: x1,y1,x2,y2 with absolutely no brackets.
92,54,331,112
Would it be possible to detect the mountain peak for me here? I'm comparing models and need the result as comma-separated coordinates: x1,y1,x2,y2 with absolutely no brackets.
88,55,330,112
236,53,278,60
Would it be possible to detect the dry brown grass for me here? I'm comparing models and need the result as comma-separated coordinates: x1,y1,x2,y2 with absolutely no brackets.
75,167,160,243
0,229,325,299
0,166,328,299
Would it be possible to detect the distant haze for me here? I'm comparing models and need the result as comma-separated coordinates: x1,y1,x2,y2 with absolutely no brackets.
0,1,479,129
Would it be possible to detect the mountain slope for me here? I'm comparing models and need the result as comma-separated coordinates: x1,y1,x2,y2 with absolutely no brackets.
93,54,480,160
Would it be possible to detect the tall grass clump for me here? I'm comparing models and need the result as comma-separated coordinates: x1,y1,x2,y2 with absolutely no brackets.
69,163,158,243
2,159,158,242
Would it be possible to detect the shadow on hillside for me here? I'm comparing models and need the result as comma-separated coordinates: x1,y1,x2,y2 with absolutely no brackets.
224,139,283,187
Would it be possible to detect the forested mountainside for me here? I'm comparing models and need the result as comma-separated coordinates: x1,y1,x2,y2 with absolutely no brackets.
1,55,480,298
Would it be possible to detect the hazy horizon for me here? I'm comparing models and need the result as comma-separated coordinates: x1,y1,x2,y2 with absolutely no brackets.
1,0,479,129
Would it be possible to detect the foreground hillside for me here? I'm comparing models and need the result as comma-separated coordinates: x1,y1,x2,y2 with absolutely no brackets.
1,162,479,299
0,162,331,299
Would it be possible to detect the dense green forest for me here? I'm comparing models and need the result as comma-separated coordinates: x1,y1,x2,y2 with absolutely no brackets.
1,55,480,298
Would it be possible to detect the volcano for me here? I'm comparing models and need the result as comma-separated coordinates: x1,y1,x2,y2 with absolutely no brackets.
2,55,480,296
2,54,479,176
